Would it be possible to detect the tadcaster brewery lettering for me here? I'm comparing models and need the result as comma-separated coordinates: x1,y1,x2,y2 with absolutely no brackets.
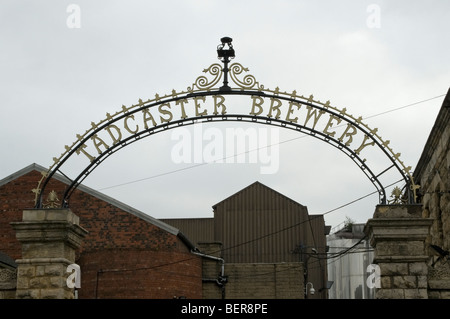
75,94,375,163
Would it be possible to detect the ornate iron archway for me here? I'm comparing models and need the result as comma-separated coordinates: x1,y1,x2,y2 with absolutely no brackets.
33,37,419,209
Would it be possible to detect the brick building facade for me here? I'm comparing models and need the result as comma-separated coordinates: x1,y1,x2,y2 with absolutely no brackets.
1,165,329,299
0,164,202,299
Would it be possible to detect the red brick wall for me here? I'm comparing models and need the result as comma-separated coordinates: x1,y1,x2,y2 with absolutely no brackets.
78,249,202,299
70,189,179,253
0,168,202,298
0,170,39,260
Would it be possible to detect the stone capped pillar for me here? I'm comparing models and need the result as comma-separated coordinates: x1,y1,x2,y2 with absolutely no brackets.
11,209,88,299
364,204,433,299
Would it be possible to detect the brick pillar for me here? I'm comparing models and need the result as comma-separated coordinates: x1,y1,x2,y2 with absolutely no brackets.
364,205,433,299
11,209,88,299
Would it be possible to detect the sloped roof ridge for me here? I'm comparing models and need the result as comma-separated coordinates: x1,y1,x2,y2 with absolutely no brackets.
212,181,306,209
0,163,180,236
0,163,44,187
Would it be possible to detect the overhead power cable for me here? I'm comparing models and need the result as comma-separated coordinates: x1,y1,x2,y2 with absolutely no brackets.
92,178,397,277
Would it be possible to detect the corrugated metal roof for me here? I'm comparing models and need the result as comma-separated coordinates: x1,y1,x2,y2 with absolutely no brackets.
212,181,307,209
213,181,313,263
160,218,215,245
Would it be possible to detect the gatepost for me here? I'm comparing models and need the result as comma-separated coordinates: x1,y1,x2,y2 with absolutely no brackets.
364,204,433,299
11,209,88,299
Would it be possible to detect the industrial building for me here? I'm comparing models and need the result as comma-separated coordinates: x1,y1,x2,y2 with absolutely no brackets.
0,168,329,299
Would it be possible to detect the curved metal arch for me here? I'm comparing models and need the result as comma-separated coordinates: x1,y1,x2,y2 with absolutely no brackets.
34,88,413,208
34,55,418,209
61,114,387,207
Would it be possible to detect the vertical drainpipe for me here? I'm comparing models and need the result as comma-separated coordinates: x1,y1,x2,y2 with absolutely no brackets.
191,250,227,299
177,231,227,298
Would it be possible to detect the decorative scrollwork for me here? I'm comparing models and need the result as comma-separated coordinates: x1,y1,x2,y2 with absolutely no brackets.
42,190,61,208
32,53,419,208
187,63,222,92
388,186,408,204
229,63,263,90
32,170,48,207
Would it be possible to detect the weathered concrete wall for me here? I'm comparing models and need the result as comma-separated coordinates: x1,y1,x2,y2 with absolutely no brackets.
199,242,304,299
223,262,304,299
199,242,225,299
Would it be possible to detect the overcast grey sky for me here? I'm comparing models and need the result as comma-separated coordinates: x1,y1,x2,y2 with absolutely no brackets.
1,1,449,230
